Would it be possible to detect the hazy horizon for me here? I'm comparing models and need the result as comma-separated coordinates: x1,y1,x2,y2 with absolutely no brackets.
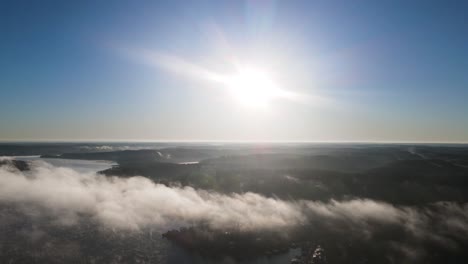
2,139,468,145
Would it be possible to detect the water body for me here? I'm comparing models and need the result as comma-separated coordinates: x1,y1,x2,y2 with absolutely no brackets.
14,156,116,173
10,156,297,263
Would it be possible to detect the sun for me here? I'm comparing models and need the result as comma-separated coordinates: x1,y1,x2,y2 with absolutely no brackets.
223,66,285,108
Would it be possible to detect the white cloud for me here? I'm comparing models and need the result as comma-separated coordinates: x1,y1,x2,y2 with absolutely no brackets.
0,162,305,230
1,159,467,251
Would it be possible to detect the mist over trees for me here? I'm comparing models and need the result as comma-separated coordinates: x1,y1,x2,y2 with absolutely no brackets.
1,144,468,263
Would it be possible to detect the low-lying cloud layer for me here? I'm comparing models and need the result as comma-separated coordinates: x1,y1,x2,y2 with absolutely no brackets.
0,160,305,230
1,159,467,248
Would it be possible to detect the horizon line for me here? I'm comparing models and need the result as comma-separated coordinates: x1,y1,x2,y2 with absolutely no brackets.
0,139,468,145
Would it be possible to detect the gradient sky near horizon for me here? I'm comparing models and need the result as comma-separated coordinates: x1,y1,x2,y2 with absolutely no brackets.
1,0,467,142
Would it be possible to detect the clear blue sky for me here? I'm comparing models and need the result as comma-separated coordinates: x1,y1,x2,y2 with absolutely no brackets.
1,0,467,142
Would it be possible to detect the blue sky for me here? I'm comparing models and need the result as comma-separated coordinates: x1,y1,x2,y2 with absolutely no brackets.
0,0,467,142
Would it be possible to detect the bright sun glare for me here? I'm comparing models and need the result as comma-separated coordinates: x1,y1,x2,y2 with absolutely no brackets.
224,66,286,108
138,48,298,109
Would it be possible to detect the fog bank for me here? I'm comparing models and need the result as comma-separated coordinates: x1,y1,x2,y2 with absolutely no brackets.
0,159,467,248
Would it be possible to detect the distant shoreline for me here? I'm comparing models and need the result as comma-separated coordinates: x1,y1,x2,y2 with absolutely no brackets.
1,141,468,146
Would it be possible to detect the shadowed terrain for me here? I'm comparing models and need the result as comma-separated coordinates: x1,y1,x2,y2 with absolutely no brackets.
1,143,468,263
